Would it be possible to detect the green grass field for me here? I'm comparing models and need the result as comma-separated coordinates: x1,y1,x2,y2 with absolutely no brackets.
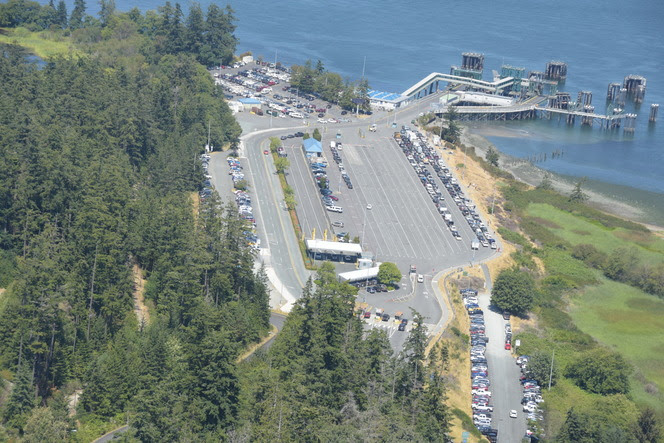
0,27,78,58
524,202,664,413
527,203,664,264
568,277,664,411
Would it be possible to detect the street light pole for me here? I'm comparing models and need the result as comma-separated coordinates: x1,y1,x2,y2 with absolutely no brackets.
361,205,368,250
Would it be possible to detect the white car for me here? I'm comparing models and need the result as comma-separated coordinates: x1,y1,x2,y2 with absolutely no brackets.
366,203,372,210
417,274,424,283
510,410,518,418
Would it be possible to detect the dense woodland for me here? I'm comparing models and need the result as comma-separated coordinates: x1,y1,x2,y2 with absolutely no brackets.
0,2,452,441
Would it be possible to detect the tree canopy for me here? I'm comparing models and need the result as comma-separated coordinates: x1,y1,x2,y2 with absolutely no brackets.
490,268,536,316
377,262,401,285
564,348,631,395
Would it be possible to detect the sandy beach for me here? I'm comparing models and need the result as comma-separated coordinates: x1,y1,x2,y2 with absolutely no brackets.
459,128,664,231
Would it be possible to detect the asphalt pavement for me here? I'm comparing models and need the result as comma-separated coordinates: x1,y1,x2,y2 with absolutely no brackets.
213,84,499,349
479,265,526,442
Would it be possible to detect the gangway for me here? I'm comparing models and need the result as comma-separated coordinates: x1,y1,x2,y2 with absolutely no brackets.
402,72,516,99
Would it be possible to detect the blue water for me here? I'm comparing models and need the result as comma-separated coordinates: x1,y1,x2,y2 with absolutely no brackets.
67,0,664,197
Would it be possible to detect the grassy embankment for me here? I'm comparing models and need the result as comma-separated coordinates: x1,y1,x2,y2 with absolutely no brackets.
0,27,79,58
523,203,664,410
423,127,664,436
499,190,664,435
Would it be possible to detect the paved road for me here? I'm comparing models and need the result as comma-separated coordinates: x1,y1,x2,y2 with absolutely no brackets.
264,312,286,351
215,87,498,351
479,265,526,442
210,121,314,310
93,425,128,442
280,94,496,336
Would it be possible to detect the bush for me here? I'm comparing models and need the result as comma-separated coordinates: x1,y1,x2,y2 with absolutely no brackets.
571,244,607,269
565,348,631,395
525,351,558,387
497,227,530,248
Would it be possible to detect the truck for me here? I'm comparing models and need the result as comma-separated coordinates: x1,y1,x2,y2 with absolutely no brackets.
471,239,480,250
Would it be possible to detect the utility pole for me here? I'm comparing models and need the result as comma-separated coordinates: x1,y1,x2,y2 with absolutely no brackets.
548,349,555,390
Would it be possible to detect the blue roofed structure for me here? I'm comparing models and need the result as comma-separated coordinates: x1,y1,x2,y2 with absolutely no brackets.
367,90,410,109
237,97,262,110
302,138,323,156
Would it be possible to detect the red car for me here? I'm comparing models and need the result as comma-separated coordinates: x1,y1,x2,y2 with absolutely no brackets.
505,342,512,350
329,195,339,201
263,149,269,155
363,311,371,319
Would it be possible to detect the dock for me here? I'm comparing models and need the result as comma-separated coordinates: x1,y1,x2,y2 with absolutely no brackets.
397,52,655,133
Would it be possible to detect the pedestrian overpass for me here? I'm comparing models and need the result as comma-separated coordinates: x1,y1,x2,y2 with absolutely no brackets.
402,72,516,99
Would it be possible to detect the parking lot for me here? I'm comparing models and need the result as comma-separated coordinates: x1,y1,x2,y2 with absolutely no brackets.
278,123,496,340
285,125,495,271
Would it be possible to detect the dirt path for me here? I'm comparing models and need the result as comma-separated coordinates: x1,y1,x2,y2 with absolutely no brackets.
132,263,150,327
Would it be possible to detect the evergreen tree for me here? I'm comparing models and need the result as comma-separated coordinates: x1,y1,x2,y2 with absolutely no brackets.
569,177,588,202
98,0,115,27
69,0,86,29
2,364,35,432
485,146,499,167
537,172,554,190
634,407,661,443
201,4,237,67
55,0,67,28
185,3,205,57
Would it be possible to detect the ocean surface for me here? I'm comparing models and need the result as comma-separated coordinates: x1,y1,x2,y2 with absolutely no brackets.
67,0,664,220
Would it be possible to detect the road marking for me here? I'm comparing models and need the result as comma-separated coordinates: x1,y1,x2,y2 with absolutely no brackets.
257,138,306,289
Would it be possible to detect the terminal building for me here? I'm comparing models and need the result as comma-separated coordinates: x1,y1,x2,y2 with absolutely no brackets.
367,90,411,110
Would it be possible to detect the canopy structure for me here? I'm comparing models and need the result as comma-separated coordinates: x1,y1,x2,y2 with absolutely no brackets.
302,138,323,155
338,266,381,283
306,239,362,256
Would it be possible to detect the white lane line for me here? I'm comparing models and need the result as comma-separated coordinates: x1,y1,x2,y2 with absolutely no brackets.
370,141,439,258
343,145,407,257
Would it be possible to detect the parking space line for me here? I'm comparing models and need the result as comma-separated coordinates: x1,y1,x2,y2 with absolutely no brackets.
362,141,441,259
344,145,414,257
387,137,463,255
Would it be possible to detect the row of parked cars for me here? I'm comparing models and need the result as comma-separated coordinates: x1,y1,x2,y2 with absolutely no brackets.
200,154,214,202
394,129,461,239
394,128,497,248
462,289,498,442
349,278,390,294
517,355,545,430
330,141,354,191
227,157,260,250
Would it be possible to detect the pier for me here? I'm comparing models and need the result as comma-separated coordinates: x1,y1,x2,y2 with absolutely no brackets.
396,52,655,133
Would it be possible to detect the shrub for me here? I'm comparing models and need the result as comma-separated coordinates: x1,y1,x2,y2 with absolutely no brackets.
565,348,631,395
525,351,558,387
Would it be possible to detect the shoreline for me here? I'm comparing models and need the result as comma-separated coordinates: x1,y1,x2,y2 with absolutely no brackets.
459,128,664,231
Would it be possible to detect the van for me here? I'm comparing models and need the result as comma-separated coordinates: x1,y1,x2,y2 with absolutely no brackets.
330,141,336,149
326,205,343,213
